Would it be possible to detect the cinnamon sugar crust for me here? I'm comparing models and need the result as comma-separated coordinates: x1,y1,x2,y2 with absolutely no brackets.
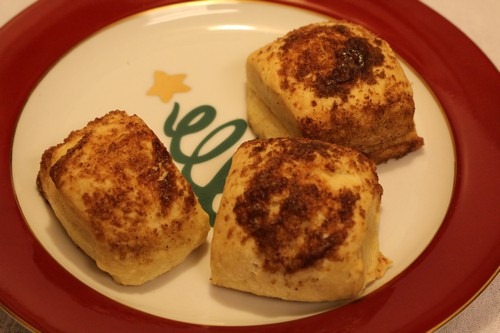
211,137,390,301
246,20,424,163
37,111,209,285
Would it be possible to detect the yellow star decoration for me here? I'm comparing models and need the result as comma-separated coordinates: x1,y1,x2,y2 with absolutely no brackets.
146,70,191,103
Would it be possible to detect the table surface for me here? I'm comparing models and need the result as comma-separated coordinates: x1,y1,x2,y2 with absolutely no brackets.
1,0,498,332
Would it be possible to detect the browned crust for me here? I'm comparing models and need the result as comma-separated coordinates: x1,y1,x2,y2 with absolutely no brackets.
246,20,424,163
211,136,390,301
232,138,380,274
279,24,385,100
37,111,209,284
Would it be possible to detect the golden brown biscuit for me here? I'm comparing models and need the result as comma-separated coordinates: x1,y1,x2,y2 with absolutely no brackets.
210,137,390,301
37,111,209,285
246,20,424,163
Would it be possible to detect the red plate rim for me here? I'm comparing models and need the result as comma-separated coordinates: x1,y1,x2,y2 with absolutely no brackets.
0,0,499,332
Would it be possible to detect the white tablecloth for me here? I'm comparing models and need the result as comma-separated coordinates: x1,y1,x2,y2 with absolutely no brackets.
1,0,498,332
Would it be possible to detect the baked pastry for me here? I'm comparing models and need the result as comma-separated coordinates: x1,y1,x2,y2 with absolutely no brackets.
37,111,209,285
210,137,390,301
246,20,424,163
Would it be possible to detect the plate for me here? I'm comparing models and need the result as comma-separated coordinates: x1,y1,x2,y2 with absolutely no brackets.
10,0,456,326
1,0,499,332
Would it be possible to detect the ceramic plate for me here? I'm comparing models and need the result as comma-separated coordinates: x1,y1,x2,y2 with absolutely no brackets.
1,1,499,332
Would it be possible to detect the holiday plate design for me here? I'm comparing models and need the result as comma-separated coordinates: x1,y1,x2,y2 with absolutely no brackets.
1,1,499,332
